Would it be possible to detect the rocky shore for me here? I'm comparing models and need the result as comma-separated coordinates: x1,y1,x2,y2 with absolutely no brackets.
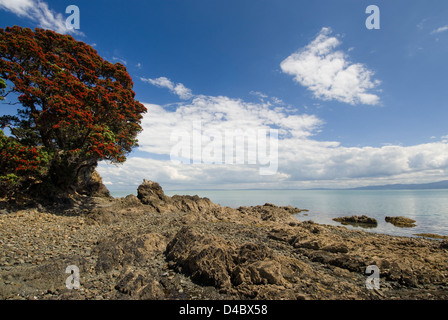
1,180,448,300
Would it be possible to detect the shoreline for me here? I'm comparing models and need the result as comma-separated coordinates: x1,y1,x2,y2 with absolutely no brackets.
110,188,448,240
1,180,448,300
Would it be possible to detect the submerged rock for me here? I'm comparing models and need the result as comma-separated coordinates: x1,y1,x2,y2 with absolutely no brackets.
237,204,304,223
414,233,448,240
333,215,378,228
385,216,416,228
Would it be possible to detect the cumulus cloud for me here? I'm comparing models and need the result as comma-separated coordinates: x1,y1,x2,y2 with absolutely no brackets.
280,27,381,105
141,76,193,100
98,157,290,191
0,0,82,35
99,137,448,190
279,141,448,182
98,88,448,190
136,95,322,156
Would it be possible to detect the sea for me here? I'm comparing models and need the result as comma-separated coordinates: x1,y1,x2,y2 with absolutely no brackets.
109,188,448,239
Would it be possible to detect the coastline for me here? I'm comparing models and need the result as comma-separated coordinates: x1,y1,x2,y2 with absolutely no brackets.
112,188,448,239
1,180,448,300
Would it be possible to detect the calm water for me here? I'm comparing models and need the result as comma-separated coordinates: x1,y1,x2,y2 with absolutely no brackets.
110,188,448,238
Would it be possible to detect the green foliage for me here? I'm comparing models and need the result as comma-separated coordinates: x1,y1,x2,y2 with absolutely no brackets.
0,173,19,185
0,129,48,196
0,78,5,100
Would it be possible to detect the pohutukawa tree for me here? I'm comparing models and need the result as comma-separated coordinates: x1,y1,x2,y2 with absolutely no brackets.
0,26,146,196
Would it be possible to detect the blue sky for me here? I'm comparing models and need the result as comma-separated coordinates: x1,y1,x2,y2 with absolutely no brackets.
1,0,448,190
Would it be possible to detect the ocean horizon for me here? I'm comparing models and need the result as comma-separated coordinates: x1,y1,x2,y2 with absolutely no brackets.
108,188,448,239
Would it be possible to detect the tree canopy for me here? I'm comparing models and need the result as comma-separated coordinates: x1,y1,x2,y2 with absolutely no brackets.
0,26,147,197
0,78,5,99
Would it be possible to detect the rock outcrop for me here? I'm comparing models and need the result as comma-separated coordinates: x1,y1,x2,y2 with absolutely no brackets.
165,226,290,289
333,215,378,227
137,179,220,214
385,216,417,228
78,170,111,198
237,203,304,223
165,226,236,288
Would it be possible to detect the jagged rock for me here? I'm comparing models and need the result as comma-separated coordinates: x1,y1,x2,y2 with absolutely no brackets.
94,233,167,273
114,267,165,299
385,216,416,228
137,180,168,208
237,203,304,223
79,170,111,198
295,240,322,250
166,227,293,290
171,195,218,212
165,226,236,288
136,179,219,214
233,260,285,285
268,228,297,243
322,243,349,254
235,243,274,264
136,179,304,225
122,194,142,207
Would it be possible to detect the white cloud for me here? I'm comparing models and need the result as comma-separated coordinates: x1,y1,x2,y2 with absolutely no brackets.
173,83,193,100
141,76,193,100
280,27,381,105
431,25,448,34
142,76,173,89
136,94,322,156
98,157,289,190
98,88,448,190
99,138,448,190
279,142,448,182
0,0,82,35
0,0,33,16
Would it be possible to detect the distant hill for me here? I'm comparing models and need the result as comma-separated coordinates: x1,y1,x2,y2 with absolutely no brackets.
349,180,448,190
